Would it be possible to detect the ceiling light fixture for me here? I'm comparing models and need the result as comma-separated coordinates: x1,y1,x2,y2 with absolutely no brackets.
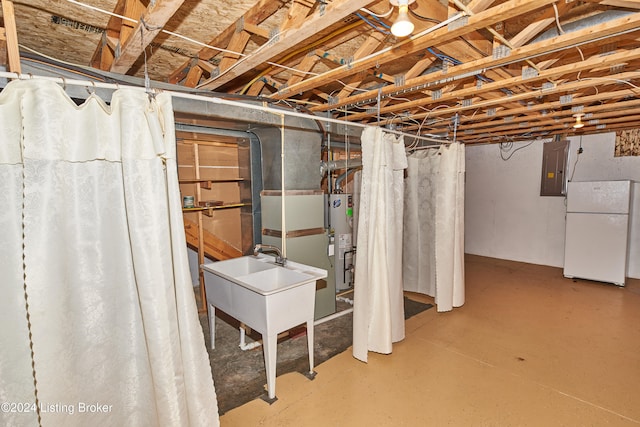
573,113,585,129
390,0,416,38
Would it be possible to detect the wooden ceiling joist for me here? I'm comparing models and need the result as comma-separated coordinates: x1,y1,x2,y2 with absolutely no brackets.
167,0,287,85
344,44,640,122
109,0,186,74
9,0,640,143
406,70,640,124
269,0,560,101
309,10,640,115
196,0,377,91
1,0,20,73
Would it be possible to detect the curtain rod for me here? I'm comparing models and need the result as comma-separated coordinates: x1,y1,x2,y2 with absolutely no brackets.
0,72,446,145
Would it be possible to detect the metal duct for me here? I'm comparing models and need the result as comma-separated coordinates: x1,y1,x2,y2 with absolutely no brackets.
251,115,323,190
320,158,363,178
335,167,362,193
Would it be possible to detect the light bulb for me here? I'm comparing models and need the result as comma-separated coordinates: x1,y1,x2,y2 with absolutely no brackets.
573,114,584,129
391,3,414,37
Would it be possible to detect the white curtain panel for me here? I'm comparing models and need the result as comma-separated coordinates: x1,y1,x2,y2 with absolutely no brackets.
353,126,408,362
403,143,465,312
0,80,218,426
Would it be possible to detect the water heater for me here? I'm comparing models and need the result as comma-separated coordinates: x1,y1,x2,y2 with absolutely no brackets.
329,194,354,291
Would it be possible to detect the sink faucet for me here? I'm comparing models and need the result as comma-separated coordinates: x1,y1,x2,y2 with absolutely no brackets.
253,244,287,266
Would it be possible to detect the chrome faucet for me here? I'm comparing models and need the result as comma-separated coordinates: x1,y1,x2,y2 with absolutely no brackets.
253,244,287,266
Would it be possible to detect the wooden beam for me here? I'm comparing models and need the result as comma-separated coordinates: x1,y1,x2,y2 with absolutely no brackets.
246,80,266,96
218,31,251,73
286,53,320,86
183,218,242,261
509,1,575,48
346,43,640,121
197,0,376,90
280,0,313,31
242,22,270,40
90,0,125,70
466,0,497,13
110,0,186,74
335,31,387,99
184,65,204,88
169,0,285,84
421,88,640,135
406,71,640,124
599,0,640,8
270,0,559,101
405,56,437,80
197,59,216,74
1,0,21,73
241,17,366,95
308,10,640,113
120,0,146,44
449,100,640,136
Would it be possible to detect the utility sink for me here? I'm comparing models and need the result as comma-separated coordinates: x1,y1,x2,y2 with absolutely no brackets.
202,254,327,402
206,255,275,278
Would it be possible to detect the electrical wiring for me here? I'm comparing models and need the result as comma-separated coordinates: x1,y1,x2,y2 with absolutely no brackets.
402,104,452,150
569,136,583,181
61,0,338,90
63,0,246,58
552,3,586,84
577,77,640,91
499,139,536,161
272,98,325,107
238,19,365,94
401,117,424,150
408,9,487,57
461,108,481,121
19,45,108,81
427,47,462,66
355,12,391,35
363,11,392,30
553,3,565,35
426,47,514,96
359,6,394,18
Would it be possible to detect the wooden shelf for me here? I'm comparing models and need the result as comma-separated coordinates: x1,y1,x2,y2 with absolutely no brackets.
183,202,251,216
179,178,244,189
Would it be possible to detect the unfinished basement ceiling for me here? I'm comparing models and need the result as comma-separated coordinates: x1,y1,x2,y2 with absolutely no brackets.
4,0,640,144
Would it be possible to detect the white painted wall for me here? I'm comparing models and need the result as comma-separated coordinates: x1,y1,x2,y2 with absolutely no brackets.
465,132,640,279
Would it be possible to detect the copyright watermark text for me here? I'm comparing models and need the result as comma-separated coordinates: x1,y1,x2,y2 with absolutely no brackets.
1,401,113,415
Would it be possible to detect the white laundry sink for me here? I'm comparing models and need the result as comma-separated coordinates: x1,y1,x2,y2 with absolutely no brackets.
202,254,327,402
205,255,275,278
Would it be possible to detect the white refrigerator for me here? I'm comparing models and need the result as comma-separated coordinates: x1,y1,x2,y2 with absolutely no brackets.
563,180,632,286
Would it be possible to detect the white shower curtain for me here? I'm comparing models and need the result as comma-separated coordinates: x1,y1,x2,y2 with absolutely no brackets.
403,143,465,312
0,80,218,426
353,126,407,362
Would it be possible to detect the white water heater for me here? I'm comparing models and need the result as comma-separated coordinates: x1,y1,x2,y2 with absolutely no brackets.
329,194,354,291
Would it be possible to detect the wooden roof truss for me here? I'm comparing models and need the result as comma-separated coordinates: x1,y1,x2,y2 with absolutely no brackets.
5,0,640,143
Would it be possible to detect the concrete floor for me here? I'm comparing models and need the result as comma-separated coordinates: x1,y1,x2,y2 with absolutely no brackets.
220,255,640,426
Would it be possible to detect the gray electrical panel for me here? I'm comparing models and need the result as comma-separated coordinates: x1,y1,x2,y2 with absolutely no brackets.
540,139,570,196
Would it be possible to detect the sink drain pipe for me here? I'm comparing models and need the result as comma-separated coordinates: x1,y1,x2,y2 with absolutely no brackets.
239,326,263,351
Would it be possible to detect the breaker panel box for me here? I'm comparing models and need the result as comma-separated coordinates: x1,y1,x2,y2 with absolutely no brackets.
540,138,569,196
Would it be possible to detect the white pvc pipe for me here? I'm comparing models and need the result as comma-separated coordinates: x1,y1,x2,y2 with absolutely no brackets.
280,114,287,259
238,326,262,351
314,307,353,326
336,296,354,305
